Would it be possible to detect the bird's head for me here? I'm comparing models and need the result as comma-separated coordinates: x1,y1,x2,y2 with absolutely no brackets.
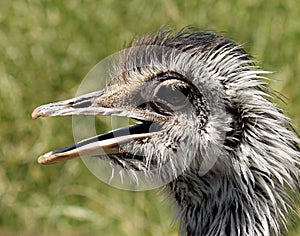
32,28,299,190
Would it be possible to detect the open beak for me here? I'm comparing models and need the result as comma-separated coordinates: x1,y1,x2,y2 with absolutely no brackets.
32,89,158,165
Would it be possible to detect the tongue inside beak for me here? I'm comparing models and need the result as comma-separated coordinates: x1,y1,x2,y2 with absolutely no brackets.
37,122,156,165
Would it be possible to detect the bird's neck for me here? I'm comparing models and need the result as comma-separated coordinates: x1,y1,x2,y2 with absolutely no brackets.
168,171,284,236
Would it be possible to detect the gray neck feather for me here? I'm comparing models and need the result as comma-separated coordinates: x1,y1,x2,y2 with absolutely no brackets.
168,143,298,236
169,169,292,236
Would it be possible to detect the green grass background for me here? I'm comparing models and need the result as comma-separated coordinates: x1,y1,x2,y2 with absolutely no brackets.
0,0,299,235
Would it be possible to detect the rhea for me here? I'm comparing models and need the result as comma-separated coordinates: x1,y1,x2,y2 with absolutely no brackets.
32,28,299,236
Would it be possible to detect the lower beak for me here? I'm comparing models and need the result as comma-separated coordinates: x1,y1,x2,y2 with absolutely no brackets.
37,129,154,165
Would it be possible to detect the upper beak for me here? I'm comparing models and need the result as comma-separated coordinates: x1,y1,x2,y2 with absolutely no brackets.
32,89,157,165
32,90,127,119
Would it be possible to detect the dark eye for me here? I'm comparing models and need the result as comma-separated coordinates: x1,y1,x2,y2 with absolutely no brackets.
151,80,191,115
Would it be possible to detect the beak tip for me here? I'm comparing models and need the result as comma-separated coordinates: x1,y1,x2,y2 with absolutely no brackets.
37,156,46,164
32,107,42,119
37,152,53,165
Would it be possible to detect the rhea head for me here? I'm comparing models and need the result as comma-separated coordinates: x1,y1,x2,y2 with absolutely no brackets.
32,29,237,180
32,28,299,236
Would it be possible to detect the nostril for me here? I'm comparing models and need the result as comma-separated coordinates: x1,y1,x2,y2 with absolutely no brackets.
72,100,92,108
